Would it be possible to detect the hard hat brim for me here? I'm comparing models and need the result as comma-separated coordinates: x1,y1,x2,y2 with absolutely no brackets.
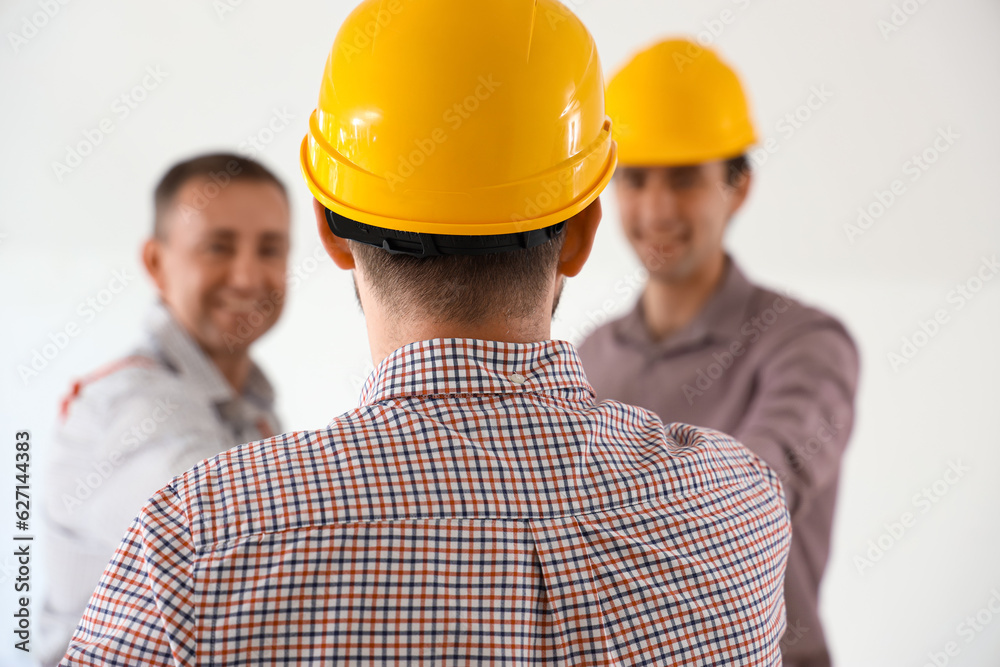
301,119,618,238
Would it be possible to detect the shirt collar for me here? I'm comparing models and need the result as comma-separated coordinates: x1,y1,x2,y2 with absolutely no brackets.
615,255,756,351
359,338,596,406
143,301,276,408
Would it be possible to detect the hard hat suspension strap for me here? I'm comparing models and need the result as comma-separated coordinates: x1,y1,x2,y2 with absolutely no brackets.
324,208,567,258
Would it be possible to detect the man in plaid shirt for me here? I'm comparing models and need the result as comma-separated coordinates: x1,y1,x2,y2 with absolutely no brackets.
61,0,790,664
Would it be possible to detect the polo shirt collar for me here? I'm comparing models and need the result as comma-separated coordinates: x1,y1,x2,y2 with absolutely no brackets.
614,255,756,352
143,301,276,409
359,338,595,406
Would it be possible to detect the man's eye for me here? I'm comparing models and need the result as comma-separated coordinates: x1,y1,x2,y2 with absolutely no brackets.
259,245,282,258
207,243,234,254
620,172,645,188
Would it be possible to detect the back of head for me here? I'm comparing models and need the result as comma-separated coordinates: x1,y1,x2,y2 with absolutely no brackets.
300,0,617,323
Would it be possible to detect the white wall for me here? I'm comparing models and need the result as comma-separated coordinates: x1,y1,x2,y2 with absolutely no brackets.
2,0,998,664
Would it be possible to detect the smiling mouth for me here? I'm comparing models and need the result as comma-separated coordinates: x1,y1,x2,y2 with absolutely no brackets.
643,233,688,257
217,298,260,314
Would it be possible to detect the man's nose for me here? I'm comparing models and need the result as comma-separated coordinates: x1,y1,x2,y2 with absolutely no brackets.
637,184,678,230
227,247,266,290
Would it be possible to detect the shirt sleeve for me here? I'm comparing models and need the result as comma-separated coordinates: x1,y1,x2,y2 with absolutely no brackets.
731,325,859,516
59,484,198,666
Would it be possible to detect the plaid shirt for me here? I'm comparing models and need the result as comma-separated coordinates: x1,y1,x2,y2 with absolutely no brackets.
62,338,789,666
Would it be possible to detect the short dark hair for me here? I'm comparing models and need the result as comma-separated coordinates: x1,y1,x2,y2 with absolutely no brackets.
153,153,287,239
724,153,750,187
349,226,567,324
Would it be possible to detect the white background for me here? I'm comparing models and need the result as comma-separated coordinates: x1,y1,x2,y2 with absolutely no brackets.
2,0,999,665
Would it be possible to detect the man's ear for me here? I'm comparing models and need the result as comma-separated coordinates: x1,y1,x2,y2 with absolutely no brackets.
726,168,752,219
313,198,355,270
557,198,602,278
142,238,167,294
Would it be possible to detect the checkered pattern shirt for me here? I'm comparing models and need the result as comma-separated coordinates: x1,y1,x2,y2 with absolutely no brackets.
61,338,789,666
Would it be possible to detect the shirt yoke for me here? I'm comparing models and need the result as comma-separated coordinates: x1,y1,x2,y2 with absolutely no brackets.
167,399,784,555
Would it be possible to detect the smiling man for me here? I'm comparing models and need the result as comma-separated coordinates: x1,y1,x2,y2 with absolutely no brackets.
40,153,290,665
579,39,860,666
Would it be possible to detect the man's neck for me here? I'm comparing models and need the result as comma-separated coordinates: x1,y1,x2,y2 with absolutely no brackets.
366,314,551,367
205,350,252,395
641,253,728,341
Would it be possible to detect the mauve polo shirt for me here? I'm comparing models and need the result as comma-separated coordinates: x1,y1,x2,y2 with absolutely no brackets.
578,257,859,667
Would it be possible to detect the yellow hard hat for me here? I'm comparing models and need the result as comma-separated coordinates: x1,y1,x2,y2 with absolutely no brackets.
300,0,616,256
607,38,756,166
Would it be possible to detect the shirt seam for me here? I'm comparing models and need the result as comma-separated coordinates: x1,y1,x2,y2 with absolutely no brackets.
189,494,687,556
